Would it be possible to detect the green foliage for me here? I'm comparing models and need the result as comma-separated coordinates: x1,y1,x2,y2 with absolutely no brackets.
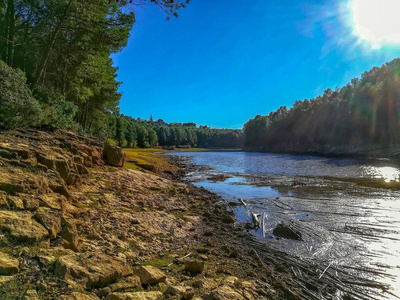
243,58,400,153
0,60,42,128
33,87,77,130
109,113,244,149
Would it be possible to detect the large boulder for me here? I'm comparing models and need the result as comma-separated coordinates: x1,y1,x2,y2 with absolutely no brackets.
103,144,126,167
0,251,19,275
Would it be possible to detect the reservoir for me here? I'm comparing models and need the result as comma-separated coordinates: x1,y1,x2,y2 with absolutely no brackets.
171,152,400,299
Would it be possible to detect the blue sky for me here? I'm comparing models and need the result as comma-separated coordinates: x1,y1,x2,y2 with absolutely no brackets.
112,0,400,129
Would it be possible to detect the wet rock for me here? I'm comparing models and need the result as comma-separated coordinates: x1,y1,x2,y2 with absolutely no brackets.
184,259,205,274
133,265,166,285
273,223,302,240
0,251,19,275
105,291,162,300
103,144,126,167
210,285,245,300
221,215,235,224
0,210,48,243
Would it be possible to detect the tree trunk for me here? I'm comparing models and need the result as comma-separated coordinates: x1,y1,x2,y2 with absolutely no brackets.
6,0,15,66
32,0,73,88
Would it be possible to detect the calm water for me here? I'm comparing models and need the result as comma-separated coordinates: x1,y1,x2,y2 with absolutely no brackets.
171,152,400,299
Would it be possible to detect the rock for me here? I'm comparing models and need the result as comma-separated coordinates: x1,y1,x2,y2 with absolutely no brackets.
35,207,62,239
221,215,235,224
22,195,40,211
109,275,141,291
37,194,63,210
6,195,24,210
105,291,162,300
129,217,140,224
136,163,157,173
184,260,205,274
61,218,80,251
103,144,126,167
193,278,216,289
59,292,100,300
98,287,111,298
166,285,195,299
0,251,19,275
55,159,78,185
133,265,166,285
210,285,245,300
22,290,39,300
272,223,302,240
0,210,48,243
55,253,131,289
0,275,15,284
223,276,238,286
240,281,256,290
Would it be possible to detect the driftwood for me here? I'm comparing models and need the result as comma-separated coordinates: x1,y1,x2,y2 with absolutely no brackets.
251,213,261,228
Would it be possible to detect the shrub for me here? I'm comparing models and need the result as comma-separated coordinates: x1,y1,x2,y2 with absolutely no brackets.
0,60,43,129
33,87,78,130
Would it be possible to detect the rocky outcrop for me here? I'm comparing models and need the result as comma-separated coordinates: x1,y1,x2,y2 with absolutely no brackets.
0,251,19,275
0,130,289,299
103,144,126,167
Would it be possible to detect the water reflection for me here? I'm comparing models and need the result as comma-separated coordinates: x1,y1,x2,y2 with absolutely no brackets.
171,151,400,298
365,166,400,182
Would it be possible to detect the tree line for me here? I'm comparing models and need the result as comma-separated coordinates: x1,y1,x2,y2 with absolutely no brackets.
108,114,244,149
244,58,400,155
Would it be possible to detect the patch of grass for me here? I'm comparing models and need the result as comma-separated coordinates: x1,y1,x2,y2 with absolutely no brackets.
123,149,179,175
141,257,173,269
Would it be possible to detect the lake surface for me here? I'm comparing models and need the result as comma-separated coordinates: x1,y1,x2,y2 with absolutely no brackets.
171,151,400,299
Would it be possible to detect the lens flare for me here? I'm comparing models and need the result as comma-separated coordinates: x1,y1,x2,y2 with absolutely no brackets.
352,0,400,47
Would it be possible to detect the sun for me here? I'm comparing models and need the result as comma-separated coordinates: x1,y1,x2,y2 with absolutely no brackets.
352,0,400,47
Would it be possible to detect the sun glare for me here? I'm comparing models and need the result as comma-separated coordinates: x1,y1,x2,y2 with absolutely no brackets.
352,0,400,47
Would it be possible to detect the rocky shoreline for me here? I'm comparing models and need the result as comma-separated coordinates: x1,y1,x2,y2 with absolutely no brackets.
0,129,307,300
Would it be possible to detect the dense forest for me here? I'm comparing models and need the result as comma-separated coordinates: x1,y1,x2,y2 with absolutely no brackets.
107,114,244,149
0,0,243,149
244,58,400,155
